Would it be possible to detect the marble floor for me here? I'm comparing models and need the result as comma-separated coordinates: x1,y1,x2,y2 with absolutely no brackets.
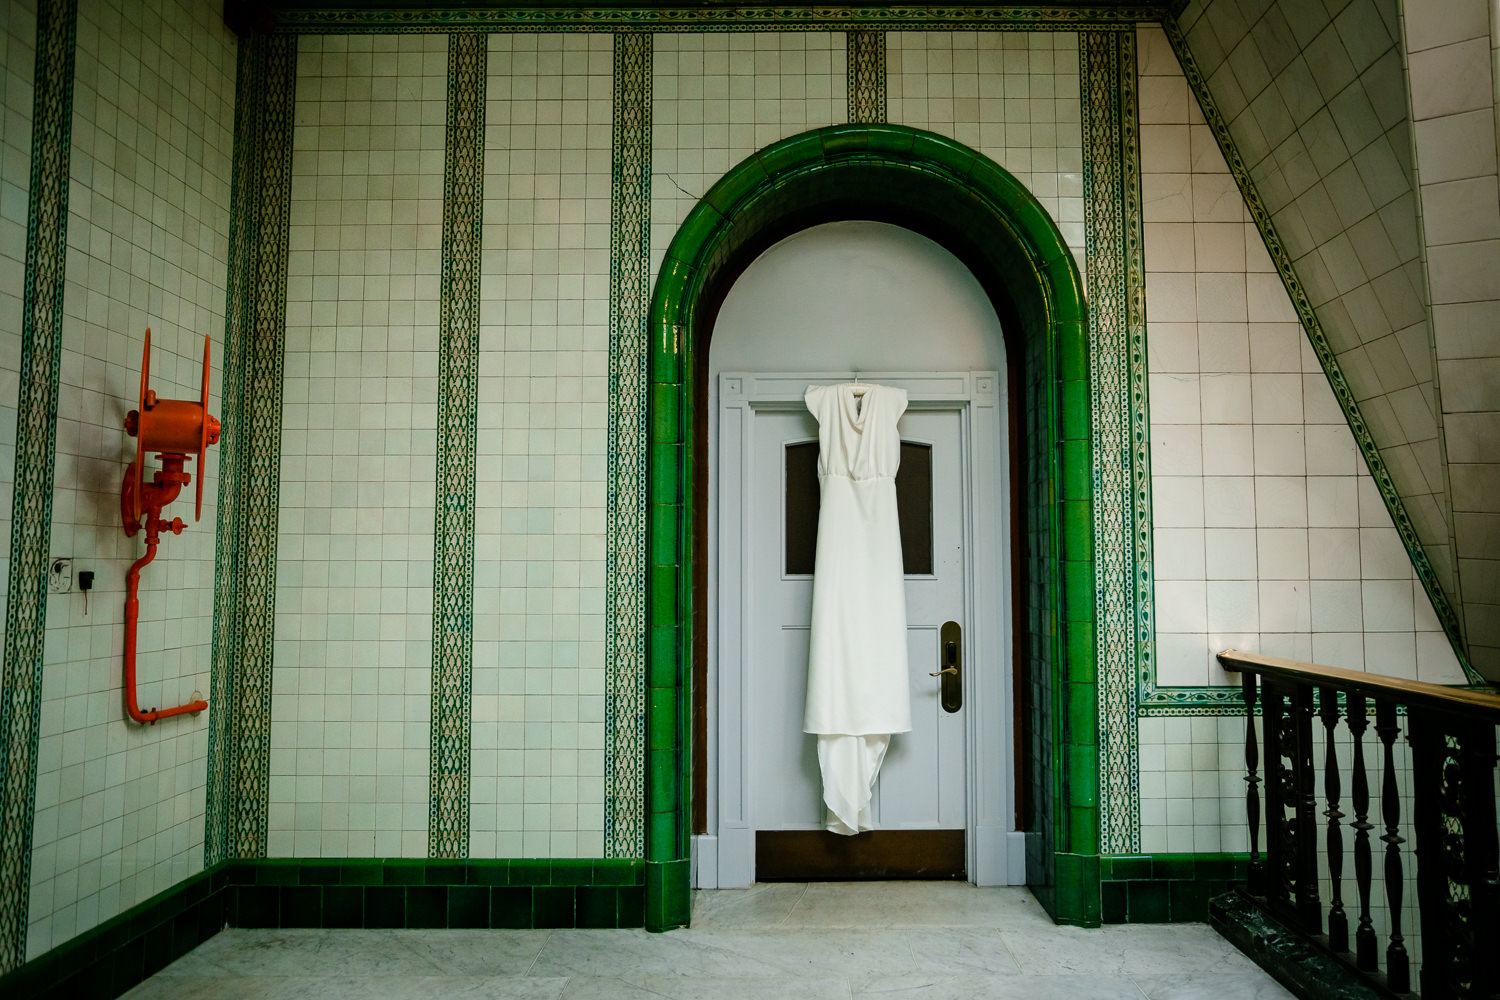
122,883,1292,999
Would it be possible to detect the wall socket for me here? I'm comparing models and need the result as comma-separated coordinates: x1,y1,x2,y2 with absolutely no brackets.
49,557,71,594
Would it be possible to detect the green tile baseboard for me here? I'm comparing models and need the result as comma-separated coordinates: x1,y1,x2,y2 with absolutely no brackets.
1100,852,1249,923
0,859,647,1000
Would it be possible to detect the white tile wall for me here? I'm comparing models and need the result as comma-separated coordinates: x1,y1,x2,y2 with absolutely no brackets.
27,0,234,959
1401,0,1500,678
471,32,612,859
651,31,845,276
270,34,445,858
1138,23,1465,695
0,0,36,708
887,31,1084,273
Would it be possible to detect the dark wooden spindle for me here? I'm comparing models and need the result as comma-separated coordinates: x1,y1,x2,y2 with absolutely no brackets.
1290,684,1320,931
1375,700,1408,993
1262,680,1293,916
1348,693,1377,973
1458,720,1499,998
1410,715,1450,998
1319,686,1347,953
1243,671,1263,897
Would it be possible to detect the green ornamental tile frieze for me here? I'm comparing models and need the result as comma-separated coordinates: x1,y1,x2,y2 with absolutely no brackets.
207,37,259,868
217,33,298,857
1080,29,1144,855
429,31,486,860
846,30,886,123
272,5,1167,33
1154,16,1483,703
0,0,77,971
605,30,652,860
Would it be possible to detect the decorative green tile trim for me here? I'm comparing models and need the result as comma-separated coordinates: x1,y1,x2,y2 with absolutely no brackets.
0,868,226,1000
0,0,76,971
218,34,299,857
428,32,486,861
1100,852,1248,922
0,859,648,999
1157,16,1480,695
605,30,651,861
1080,28,1143,856
207,36,258,870
846,30,886,124
648,123,1096,927
271,5,1166,33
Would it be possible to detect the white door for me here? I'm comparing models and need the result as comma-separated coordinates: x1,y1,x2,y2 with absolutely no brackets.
712,371,1017,889
749,406,967,834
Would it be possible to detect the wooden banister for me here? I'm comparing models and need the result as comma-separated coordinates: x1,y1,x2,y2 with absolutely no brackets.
1217,649,1500,721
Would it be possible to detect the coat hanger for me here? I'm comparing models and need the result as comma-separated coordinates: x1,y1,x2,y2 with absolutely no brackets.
850,371,868,396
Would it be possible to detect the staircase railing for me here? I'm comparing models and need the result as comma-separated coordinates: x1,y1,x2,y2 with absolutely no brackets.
1218,649,1500,998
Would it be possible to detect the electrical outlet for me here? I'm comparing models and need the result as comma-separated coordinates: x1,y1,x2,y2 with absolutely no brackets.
49,557,72,594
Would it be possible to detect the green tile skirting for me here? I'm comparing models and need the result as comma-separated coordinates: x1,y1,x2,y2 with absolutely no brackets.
1100,852,1249,923
0,859,648,1000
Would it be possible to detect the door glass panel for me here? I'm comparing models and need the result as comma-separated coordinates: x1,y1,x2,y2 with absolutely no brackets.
784,441,934,575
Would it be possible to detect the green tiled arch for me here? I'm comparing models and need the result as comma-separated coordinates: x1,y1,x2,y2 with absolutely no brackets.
644,124,1098,930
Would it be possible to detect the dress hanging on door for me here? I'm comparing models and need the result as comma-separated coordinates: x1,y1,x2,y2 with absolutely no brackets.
803,382,912,836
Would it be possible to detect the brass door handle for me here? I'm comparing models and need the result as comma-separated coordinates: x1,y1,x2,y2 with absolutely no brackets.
934,623,962,713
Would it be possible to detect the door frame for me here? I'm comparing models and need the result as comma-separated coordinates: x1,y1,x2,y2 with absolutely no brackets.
706,371,1018,889
642,124,1097,931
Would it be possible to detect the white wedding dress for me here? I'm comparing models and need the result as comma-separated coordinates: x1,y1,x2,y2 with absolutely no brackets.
802,382,912,836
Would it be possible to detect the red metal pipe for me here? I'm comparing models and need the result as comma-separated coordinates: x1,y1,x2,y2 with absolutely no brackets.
122,457,207,725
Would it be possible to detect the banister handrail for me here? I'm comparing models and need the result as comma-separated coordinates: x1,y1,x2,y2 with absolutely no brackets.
1217,649,1500,722
1216,647,1500,998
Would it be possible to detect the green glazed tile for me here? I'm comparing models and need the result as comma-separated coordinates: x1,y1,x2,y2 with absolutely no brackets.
668,203,727,264
647,811,678,864
649,564,679,628
1169,880,1212,921
1127,881,1170,922
576,887,619,928
1059,379,1090,441
1054,319,1090,378
754,131,826,178
1068,808,1099,856
1061,501,1094,562
549,859,594,886
649,504,680,567
1063,560,1096,623
650,443,683,503
1060,440,1090,500
1101,880,1127,923
861,124,915,157
1152,855,1195,880
704,156,769,216
489,887,532,929
509,861,551,886
1065,686,1097,747
648,626,681,688
1065,627,1096,682
469,861,511,885
647,688,677,751
648,747,678,808
651,383,682,444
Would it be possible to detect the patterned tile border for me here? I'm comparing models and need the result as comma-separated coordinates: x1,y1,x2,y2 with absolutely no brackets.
214,34,298,858
428,32,486,860
206,36,258,868
1080,28,1144,855
846,30,886,123
272,6,1166,33
604,30,651,861
1155,16,1483,699
0,0,77,970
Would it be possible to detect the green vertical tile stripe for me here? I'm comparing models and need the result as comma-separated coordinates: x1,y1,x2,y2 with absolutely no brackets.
0,0,76,970
1160,16,1481,693
428,31,486,861
226,34,298,859
846,30,886,124
605,29,652,861
1079,28,1141,856
206,36,258,869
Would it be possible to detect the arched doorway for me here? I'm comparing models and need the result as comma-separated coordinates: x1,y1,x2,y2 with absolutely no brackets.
642,124,1096,931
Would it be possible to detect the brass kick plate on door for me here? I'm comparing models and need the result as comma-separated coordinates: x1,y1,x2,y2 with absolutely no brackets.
929,620,962,713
